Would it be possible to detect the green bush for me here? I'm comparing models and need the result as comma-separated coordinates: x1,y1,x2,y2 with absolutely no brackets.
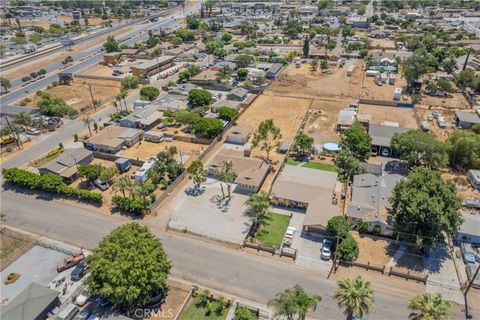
326,216,350,240
337,234,359,261
358,222,368,234
372,225,381,236
2,168,102,205
112,196,150,214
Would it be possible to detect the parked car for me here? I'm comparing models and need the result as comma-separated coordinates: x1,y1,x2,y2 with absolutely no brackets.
380,147,390,157
74,308,91,320
321,239,332,260
284,227,296,239
98,297,110,308
57,252,85,272
71,260,87,281
462,243,477,265
76,288,92,306
93,179,109,191
27,128,41,135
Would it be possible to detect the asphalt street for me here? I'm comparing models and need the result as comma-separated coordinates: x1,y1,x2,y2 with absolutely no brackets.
1,189,424,320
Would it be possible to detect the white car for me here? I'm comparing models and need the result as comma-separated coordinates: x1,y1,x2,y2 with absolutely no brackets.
75,289,92,306
285,227,296,239
321,239,332,260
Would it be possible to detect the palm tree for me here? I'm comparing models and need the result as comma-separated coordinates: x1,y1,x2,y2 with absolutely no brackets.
334,276,374,320
83,117,94,136
246,191,270,233
268,284,321,320
112,100,119,113
112,176,133,198
215,160,235,199
408,293,451,320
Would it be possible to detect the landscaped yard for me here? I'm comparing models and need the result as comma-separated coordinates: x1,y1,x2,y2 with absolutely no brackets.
285,157,339,172
32,148,63,167
179,297,228,320
254,212,291,249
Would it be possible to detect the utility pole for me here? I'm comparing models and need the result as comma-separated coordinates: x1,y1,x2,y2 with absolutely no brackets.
463,47,472,71
5,116,22,150
327,235,341,279
464,264,480,319
87,84,96,109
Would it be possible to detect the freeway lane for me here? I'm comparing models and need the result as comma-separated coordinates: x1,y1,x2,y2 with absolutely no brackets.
0,189,422,320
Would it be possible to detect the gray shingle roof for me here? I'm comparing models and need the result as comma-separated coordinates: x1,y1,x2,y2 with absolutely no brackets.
368,124,410,147
456,111,480,124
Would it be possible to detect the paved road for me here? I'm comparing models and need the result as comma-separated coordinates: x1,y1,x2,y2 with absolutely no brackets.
1,189,425,320
1,4,199,107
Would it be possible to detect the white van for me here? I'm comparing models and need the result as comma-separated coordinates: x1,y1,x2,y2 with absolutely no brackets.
55,304,79,320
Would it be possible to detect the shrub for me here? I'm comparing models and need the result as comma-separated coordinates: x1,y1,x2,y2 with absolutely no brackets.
326,216,350,240
372,225,381,236
112,196,150,214
2,168,102,204
139,86,160,101
337,234,359,261
358,222,368,234
51,80,59,87
218,106,239,122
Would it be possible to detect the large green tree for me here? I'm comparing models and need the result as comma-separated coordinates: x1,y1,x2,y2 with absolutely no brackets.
193,118,224,139
335,150,363,182
268,284,321,320
188,89,213,108
102,36,119,53
445,130,480,169
293,133,314,157
139,86,160,101
408,293,451,320
391,167,462,247
334,276,374,320
252,119,282,163
326,216,350,240
86,223,171,310
341,122,371,161
391,130,448,169
187,160,207,189
218,106,239,122
403,48,437,86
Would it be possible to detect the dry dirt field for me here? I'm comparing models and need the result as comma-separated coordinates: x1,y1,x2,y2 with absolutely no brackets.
0,228,35,271
352,232,393,265
143,283,190,320
120,140,206,165
420,92,471,110
359,104,418,128
2,26,133,80
267,61,363,101
80,63,131,78
369,38,396,50
20,79,121,112
414,105,455,140
442,172,480,201
361,74,409,102
303,99,348,143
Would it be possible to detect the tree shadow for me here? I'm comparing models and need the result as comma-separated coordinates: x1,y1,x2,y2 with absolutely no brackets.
383,160,409,176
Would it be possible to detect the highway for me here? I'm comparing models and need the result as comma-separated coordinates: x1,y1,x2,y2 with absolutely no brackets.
1,5,198,107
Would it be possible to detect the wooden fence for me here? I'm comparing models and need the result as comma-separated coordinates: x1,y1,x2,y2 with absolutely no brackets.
243,241,276,255
339,260,428,283
93,152,145,167
359,98,415,108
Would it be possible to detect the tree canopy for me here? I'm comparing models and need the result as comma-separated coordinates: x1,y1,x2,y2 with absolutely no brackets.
292,133,314,157
37,93,74,117
252,119,282,162
334,276,374,320
218,106,239,122
86,223,171,310
391,167,462,247
326,216,350,240
193,118,224,139
341,122,371,161
103,36,119,53
445,130,480,169
408,293,451,320
139,86,160,101
268,284,321,320
391,130,448,169
121,76,141,90
335,150,363,182
188,89,213,108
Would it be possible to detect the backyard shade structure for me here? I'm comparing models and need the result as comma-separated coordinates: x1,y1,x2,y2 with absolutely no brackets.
226,126,252,145
454,111,480,129
211,99,241,113
38,148,93,182
271,165,340,233
1,282,60,320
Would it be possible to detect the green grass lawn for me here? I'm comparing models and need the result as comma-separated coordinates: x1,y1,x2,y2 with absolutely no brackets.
32,148,63,167
254,212,291,249
285,157,300,165
180,298,228,320
302,161,339,172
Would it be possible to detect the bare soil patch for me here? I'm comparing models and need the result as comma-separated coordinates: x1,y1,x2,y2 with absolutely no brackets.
420,93,470,110
361,73,409,102
359,104,418,129
303,99,347,144
369,39,396,50
414,105,455,141
19,79,121,112
352,232,393,265
143,283,190,320
0,228,36,271
442,172,480,201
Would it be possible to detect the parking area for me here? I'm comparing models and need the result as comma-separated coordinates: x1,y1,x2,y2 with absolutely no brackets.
167,178,251,245
271,207,332,275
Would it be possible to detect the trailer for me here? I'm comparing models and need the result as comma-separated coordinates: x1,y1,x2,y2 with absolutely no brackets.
134,158,156,182
346,65,355,76
393,87,402,100
366,70,379,77
389,73,396,85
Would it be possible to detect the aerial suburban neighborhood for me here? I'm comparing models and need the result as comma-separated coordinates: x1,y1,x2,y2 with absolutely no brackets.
1,0,480,319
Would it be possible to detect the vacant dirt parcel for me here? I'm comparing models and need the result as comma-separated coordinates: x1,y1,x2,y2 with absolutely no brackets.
20,79,121,112
359,104,418,129
268,60,363,100
304,99,350,143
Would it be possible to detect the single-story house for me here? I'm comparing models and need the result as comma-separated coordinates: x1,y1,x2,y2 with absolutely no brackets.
207,148,269,193
190,69,218,86
1,282,61,320
271,165,340,234
152,94,189,111
347,16,370,29
455,214,480,245
169,83,199,96
368,124,410,156
226,88,248,101
38,148,93,183
226,126,251,145
370,51,412,66
346,173,403,236
85,126,143,154
467,169,480,191
266,64,283,80
211,99,241,113
119,107,162,130
454,111,480,129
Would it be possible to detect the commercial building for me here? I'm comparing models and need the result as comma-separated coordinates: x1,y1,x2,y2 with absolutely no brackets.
131,56,175,78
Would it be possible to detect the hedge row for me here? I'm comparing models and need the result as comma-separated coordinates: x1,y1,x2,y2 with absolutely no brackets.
2,168,102,205
112,196,151,214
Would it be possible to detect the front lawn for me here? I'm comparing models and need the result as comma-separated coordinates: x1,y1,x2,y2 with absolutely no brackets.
180,297,228,320
254,212,291,249
285,157,300,165
302,161,339,172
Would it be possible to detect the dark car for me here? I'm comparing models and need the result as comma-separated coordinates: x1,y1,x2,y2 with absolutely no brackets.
74,308,91,320
71,260,87,281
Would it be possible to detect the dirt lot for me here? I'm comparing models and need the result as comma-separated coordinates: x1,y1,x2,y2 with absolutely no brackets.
267,61,363,101
19,78,121,112
359,104,418,129
80,63,130,78
414,105,455,140
361,73,409,102
369,38,396,50
120,140,206,165
143,282,190,320
303,99,349,144
442,172,480,201
420,92,471,110
2,26,133,80
0,228,35,271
